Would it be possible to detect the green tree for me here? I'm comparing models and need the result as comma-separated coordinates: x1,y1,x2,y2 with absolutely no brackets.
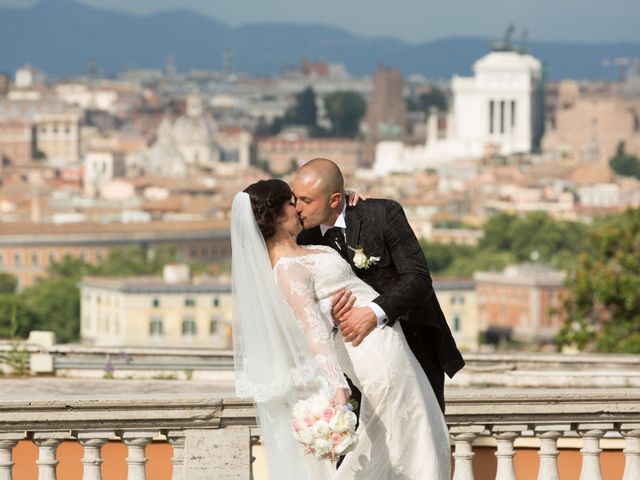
0,272,18,294
323,91,366,137
407,87,448,113
557,208,640,353
271,87,318,134
609,141,640,179
20,278,80,343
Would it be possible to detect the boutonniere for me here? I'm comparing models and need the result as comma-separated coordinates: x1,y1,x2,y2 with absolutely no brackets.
348,246,380,269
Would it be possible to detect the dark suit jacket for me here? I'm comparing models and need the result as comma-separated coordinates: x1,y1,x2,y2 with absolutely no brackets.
297,198,465,384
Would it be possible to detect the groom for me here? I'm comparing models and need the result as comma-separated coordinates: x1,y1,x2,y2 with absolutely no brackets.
293,158,464,412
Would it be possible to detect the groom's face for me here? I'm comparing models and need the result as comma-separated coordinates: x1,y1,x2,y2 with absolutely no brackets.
292,176,337,229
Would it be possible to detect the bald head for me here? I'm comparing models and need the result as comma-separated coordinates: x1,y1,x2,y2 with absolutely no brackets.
295,158,344,195
292,158,345,229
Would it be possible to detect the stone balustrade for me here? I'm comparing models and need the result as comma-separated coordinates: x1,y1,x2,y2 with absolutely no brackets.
0,389,638,479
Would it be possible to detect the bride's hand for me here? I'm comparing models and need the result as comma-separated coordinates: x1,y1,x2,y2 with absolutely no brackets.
345,190,368,206
332,388,349,407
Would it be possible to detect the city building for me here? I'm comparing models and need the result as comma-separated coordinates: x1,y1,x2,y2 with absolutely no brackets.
0,119,34,165
0,220,231,288
257,132,364,176
543,93,640,163
434,279,478,351
374,43,545,175
365,66,407,143
79,264,232,348
83,151,127,197
474,263,567,343
144,93,250,177
33,111,81,163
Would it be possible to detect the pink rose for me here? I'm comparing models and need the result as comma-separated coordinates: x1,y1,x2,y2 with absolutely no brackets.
293,421,302,432
304,415,315,427
323,408,335,421
330,432,343,444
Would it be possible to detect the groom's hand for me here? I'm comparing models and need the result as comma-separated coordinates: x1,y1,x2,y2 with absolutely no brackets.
339,307,376,347
331,289,356,323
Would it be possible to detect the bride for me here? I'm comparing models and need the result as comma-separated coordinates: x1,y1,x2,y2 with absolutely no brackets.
231,179,450,479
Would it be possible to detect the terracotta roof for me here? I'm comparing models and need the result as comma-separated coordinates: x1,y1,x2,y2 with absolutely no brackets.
0,219,229,236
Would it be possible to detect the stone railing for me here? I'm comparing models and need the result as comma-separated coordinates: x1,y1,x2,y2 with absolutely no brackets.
0,389,639,479
0,394,255,480
446,389,640,480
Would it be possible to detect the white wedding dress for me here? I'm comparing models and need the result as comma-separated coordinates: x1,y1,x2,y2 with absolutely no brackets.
275,245,451,480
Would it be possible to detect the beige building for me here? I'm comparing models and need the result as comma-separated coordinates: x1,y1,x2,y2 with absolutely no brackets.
434,279,478,351
257,135,363,176
544,87,640,163
34,111,81,162
79,265,232,348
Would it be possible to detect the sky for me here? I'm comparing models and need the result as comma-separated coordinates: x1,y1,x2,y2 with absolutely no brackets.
1,0,639,44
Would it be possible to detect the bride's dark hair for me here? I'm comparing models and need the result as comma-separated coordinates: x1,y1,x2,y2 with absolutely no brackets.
244,179,294,240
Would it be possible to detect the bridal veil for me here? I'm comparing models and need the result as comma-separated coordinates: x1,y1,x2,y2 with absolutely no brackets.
231,191,333,479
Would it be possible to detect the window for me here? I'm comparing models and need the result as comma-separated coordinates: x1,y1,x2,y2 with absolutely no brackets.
489,100,495,134
453,315,461,332
185,298,196,307
152,298,160,308
499,100,505,134
149,317,164,336
511,100,516,129
31,253,39,265
210,317,219,335
213,297,220,308
0,253,3,265
14,252,21,266
182,317,197,336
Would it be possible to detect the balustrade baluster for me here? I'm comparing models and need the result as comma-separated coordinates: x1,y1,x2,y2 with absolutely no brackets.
621,424,640,480
535,425,568,480
33,432,68,480
492,425,527,480
122,431,155,480
77,432,113,480
578,424,612,480
166,431,186,480
450,425,485,480
0,433,23,480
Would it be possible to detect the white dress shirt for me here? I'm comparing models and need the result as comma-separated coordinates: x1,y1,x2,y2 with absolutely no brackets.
321,202,388,328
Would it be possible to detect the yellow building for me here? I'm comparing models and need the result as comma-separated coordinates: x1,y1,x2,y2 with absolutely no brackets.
433,279,478,351
79,265,232,348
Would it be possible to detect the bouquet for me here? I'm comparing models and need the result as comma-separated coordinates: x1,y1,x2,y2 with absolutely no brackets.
291,393,358,460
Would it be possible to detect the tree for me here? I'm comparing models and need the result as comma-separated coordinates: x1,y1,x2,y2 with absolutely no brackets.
557,208,640,353
0,273,18,294
20,278,81,343
609,141,640,179
407,87,448,113
285,86,317,127
323,91,366,137
270,86,318,134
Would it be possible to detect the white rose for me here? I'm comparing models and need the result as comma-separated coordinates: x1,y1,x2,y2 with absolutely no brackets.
312,438,332,458
297,427,314,445
352,250,369,269
335,432,358,454
292,402,307,420
308,394,328,417
313,419,331,437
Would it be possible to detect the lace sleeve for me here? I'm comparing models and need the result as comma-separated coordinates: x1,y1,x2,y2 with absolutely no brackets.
275,260,350,398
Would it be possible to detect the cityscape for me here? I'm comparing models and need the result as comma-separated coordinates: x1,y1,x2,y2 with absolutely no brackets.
0,1,639,479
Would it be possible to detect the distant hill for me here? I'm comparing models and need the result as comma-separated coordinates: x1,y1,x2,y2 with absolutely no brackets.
0,0,638,80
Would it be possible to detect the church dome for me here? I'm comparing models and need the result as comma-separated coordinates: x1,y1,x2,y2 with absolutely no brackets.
173,94,219,146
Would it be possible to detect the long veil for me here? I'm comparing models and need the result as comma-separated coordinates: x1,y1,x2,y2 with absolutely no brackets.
231,192,333,479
